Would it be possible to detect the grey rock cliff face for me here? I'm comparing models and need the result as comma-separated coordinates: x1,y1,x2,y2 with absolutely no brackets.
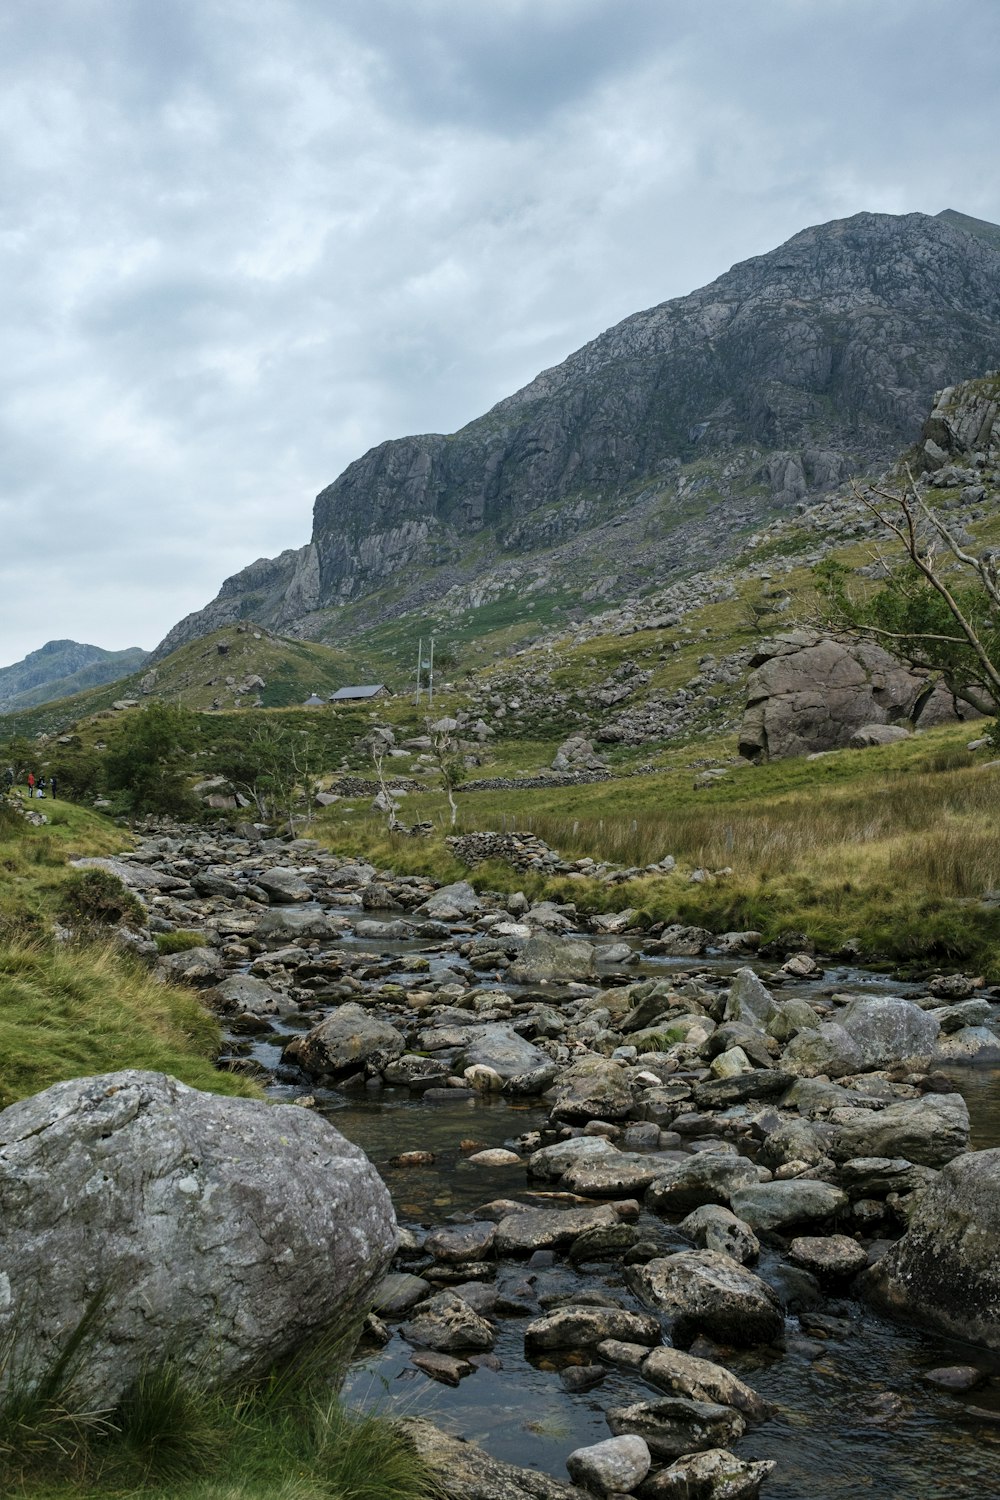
0,1070,397,1406
157,210,1000,653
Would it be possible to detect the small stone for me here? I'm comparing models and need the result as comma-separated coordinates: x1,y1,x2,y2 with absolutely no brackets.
566,1435,651,1496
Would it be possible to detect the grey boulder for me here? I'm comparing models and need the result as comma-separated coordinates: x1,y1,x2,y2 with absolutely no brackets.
825,1093,970,1168
629,1251,784,1347
566,1435,651,1497
860,1147,1000,1349
296,1003,406,1078
0,1071,396,1407
839,995,939,1068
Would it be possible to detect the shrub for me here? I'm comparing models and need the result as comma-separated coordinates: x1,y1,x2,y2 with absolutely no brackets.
58,868,146,930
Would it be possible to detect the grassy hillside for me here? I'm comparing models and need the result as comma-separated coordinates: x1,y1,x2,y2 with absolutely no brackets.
0,799,257,1107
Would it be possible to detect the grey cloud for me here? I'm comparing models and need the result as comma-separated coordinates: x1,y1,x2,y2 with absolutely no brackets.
1,0,998,664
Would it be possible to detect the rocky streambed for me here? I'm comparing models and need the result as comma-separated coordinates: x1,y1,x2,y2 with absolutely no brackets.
79,826,1000,1500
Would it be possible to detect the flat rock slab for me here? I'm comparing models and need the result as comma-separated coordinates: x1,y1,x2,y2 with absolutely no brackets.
402,1417,589,1500
644,1447,776,1499
789,1235,868,1279
524,1305,661,1351
495,1204,620,1255
729,1180,849,1232
646,1155,762,1215
0,1070,396,1408
640,1347,774,1421
401,1290,496,1352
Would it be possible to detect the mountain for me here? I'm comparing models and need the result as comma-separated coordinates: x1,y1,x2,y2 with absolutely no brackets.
0,640,149,716
155,208,1000,658
0,624,388,741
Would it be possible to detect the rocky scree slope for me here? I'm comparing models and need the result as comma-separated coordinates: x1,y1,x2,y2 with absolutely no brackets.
155,210,1000,658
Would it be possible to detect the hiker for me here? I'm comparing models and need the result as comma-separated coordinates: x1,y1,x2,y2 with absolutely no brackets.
26,771,34,797
49,774,57,800
3,766,12,794
36,776,46,799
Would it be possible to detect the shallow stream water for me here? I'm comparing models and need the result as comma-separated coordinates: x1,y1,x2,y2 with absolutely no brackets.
249,930,1000,1500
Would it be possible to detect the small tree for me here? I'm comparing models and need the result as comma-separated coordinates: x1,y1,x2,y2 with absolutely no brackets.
213,721,315,831
426,718,466,828
815,468,1000,718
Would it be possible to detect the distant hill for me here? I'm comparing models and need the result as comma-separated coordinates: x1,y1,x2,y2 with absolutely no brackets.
0,640,148,716
0,623,392,740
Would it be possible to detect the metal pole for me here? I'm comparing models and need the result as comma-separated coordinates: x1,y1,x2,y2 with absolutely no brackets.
428,634,435,706
415,636,423,706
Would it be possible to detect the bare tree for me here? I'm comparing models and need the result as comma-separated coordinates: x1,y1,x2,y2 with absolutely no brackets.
816,466,1000,716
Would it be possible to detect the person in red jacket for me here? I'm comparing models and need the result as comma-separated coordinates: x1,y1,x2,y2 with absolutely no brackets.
26,771,35,798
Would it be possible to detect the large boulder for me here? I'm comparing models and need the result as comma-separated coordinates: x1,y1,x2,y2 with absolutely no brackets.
839,995,940,1068
628,1251,784,1347
549,1056,635,1122
457,1025,558,1094
507,933,597,985
0,1071,396,1407
738,631,965,762
860,1148,1000,1349
295,1003,406,1079
824,1093,970,1168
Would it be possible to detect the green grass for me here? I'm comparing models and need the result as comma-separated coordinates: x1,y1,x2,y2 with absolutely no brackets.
0,940,259,1109
0,1341,438,1500
312,721,1000,973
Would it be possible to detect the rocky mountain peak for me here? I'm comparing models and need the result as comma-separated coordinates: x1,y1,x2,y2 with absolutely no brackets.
154,209,1000,660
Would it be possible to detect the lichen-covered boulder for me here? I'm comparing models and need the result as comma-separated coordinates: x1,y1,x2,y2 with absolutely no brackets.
296,1002,406,1078
860,1147,1000,1349
0,1070,397,1407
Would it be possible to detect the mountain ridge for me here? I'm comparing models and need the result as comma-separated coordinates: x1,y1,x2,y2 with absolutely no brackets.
0,640,149,716
146,207,1000,659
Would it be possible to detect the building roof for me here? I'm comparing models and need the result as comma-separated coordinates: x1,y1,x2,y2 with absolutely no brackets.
302,694,326,706
328,684,392,700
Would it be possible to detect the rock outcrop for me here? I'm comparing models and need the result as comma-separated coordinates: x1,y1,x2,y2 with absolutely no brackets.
0,1070,396,1406
738,630,973,761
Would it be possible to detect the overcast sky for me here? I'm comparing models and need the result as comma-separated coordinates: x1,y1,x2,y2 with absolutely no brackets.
2,0,999,665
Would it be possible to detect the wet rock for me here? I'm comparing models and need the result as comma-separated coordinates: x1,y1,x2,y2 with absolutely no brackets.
628,1251,784,1347
402,1416,588,1500
414,881,483,919
508,934,597,985
723,970,777,1028
459,1026,558,1094
255,904,335,941
382,1054,454,1090
411,1349,475,1385
933,1026,1000,1064
860,1147,1000,1349
296,1003,406,1078
646,1155,763,1215
550,1057,636,1122
825,1093,970,1168
692,1071,794,1109
258,866,313,903
788,1234,868,1279
568,1223,640,1264
641,1347,772,1422
372,1272,432,1316
401,1290,496,1352
561,1364,608,1393
839,996,940,1068
529,1136,622,1180
495,1205,620,1255
468,1148,523,1166
525,1305,661,1351
640,1447,776,1499
566,1435,651,1496
728,1180,849,1233
606,1396,746,1461
0,1070,396,1408
425,1222,498,1263
156,945,226,984
211,973,286,1016
678,1206,760,1266
782,1022,866,1078
837,1156,936,1197
564,1151,685,1197
922,1365,987,1391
